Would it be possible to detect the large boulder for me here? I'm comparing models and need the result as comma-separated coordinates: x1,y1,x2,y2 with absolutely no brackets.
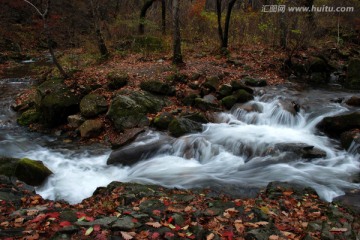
230,80,254,94
80,94,108,118
244,77,267,87
272,143,326,159
107,135,173,166
0,157,52,186
140,80,175,96
35,79,81,127
346,96,360,107
316,112,360,137
168,117,203,137
345,58,360,89
153,112,175,130
233,89,254,103
107,91,167,131
340,130,360,150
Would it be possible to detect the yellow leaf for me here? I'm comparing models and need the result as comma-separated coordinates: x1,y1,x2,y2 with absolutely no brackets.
85,227,93,236
206,233,215,240
121,231,134,240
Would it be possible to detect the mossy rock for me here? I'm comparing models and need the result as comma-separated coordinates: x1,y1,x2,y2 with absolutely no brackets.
340,130,360,150
230,80,254,94
168,117,203,137
309,72,328,84
345,58,360,89
17,108,40,126
218,84,233,98
107,91,167,131
80,94,108,118
107,71,129,90
182,93,199,106
203,76,220,91
0,157,52,186
221,95,238,109
182,112,209,124
140,80,175,96
244,77,267,87
167,73,188,83
346,96,360,107
79,119,104,138
308,57,330,73
194,98,219,111
153,112,175,130
233,89,254,103
35,79,81,127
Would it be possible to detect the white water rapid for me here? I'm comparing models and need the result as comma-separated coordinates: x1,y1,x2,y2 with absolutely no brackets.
1,80,359,204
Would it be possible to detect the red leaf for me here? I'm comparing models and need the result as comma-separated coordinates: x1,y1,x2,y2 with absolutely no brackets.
94,224,101,231
168,217,173,223
131,218,138,223
152,210,161,216
47,212,60,219
59,221,72,227
151,232,160,239
165,232,175,237
222,231,234,240
31,213,47,223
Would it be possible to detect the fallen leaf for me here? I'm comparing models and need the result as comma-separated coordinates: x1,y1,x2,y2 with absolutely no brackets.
207,233,215,240
121,231,134,240
269,235,279,240
59,221,72,227
85,227,94,236
94,224,101,231
330,228,348,233
234,220,245,233
146,222,162,228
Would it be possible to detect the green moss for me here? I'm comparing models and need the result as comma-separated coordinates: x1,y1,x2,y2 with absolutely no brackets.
140,80,175,96
15,158,52,186
346,58,360,89
234,89,254,103
80,94,108,118
0,157,19,177
221,95,238,109
153,112,175,130
17,109,40,126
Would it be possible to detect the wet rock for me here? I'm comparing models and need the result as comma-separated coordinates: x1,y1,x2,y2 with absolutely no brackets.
278,100,300,115
316,112,360,137
346,96,360,106
140,80,175,96
110,128,146,150
334,189,360,214
75,216,118,227
180,88,200,106
35,79,81,127
345,58,360,89
107,90,167,131
273,143,326,159
80,94,108,118
79,119,104,138
244,77,267,87
182,112,209,123
221,95,238,109
107,135,173,166
168,117,203,137
67,114,85,128
153,112,175,130
233,89,254,103
340,129,360,150
194,95,219,111
107,71,128,90
17,108,40,126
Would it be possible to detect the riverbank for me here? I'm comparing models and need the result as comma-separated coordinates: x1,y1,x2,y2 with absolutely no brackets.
1,178,360,240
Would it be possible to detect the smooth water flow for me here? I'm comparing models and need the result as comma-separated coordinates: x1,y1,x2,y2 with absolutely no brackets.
1,80,359,204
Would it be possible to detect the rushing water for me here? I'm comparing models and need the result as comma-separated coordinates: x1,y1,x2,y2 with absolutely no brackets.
1,79,359,204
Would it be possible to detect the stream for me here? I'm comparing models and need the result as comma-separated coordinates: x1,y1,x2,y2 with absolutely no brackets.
1,77,359,204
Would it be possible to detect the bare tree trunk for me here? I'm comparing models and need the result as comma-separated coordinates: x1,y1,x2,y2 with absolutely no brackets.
24,0,68,79
139,0,155,35
216,0,224,48
90,0,109,58
279,13,287,48
161,0,166,35
172,0,183,65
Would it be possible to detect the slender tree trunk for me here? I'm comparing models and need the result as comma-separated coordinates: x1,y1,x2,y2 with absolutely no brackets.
172,0,183,65
216,0,224,48
139,0,155,35
90,0,109,58
279,13,287,48
223,0,237,49
216,0,237,52
161,0,166,35
24,0,68,79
